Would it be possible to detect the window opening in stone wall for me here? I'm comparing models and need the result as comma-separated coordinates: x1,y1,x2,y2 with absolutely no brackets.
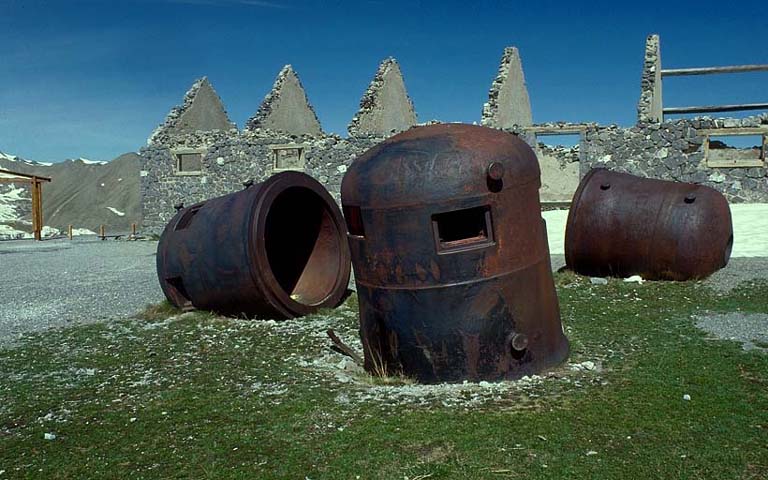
534,133,582,168
272,145,306,171
705,133,765,168
432,205,494,253
172,149,206,175
535,133,581,149
531,131,583,205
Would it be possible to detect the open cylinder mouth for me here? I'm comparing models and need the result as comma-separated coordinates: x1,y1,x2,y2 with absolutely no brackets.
263,186,344,306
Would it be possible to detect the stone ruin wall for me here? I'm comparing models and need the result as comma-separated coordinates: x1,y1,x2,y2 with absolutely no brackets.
616,33,768,201
582,115,768,203
140,42,767,233
140,131,378,233
139,60,413,233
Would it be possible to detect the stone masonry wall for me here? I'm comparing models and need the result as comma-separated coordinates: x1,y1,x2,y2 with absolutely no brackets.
582,114,768,202
142,113,768,233
140,130,378,233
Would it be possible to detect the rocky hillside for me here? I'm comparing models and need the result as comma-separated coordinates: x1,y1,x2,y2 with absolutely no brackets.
0,152,141,239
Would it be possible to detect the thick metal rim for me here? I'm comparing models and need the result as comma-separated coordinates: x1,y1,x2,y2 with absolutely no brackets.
156,209,184,308
249,171,351,318
564,167,601,268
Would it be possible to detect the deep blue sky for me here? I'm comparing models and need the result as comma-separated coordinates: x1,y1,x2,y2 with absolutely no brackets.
1,0,766,162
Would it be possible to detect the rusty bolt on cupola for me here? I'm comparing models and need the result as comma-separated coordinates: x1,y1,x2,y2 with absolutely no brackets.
156,171,351,318
565,168,733,281
341,124,569,383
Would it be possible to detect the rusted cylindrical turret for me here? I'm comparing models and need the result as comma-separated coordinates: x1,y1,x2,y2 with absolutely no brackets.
565,168,733,280
341,124,569,383
156,171,351,318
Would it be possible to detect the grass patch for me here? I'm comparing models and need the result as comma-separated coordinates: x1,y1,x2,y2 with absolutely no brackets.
134,300,180,321
1,274,766,479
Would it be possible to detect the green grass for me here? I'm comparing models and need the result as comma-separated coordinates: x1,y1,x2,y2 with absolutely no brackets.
1,275,767,479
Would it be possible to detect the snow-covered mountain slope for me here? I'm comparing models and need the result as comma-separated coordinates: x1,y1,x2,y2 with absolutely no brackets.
0,151,141,238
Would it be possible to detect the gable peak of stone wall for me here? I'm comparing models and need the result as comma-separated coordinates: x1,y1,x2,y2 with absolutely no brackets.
637,34,663,123
148,76,235,145
348,57,417,137
245,65,323,136
481,46,533,129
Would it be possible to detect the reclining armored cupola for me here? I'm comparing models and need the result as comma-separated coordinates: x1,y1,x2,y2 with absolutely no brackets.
565,169,734,281
156,171,351,319
341,123,569,383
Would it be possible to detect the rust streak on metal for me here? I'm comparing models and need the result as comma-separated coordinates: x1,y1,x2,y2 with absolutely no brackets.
341,124,569,383
565,169,733,281
156,171,351,319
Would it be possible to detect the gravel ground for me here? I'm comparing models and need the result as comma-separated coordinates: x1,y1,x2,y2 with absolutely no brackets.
550,254,768,292
695,313,768,352
702,257,768,293
0,237,164,348
0,238,764,350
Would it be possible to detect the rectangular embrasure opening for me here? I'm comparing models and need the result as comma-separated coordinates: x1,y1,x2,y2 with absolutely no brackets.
432,205,493,253
343,205,365,237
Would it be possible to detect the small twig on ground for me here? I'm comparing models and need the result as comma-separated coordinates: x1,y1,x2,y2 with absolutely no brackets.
326,329,364,366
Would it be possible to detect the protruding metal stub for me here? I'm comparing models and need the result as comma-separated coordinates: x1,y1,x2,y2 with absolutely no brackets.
684,193,696,204
174,202,185,211
243,179,254,189
487,162,505,181
487,161,505,193
509,333,529,352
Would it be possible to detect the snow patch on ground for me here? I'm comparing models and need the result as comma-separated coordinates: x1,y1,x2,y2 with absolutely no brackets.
41,226,61,236
106,207,125,216
0,186,27,223
0,225,63,240
0,224,30,240
1,186,28,202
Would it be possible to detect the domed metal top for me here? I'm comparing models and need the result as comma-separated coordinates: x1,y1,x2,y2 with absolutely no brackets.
341,123,540,208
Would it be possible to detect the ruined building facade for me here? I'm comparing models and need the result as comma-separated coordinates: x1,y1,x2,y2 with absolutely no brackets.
140,37,767,233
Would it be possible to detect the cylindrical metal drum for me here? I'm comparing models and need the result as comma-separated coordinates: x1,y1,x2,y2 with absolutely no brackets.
565,168,733,280
156,171,351,318
341,124,569,383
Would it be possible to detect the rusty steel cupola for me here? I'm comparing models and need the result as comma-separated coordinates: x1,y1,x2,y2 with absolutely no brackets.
341,123,569,383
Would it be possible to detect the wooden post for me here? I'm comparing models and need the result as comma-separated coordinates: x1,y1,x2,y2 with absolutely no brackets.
31,178,42,241
68,225,73,240
99,224,105,239
131,223,137,236
0,170,50,241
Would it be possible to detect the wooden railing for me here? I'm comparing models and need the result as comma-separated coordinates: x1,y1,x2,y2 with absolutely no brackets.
661,63,768,116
